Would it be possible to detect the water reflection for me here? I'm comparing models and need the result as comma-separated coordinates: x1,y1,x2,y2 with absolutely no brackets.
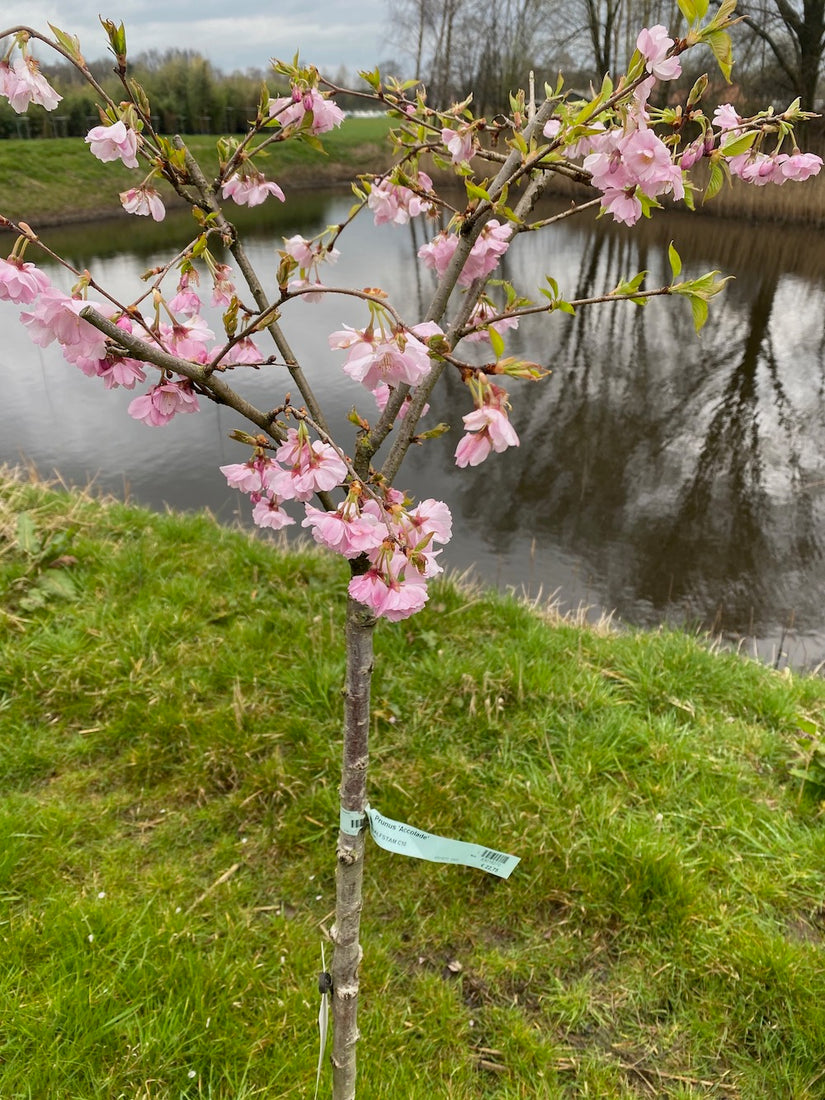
2,194,825,668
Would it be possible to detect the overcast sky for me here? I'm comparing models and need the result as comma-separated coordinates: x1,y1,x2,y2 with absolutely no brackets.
1,1,394,75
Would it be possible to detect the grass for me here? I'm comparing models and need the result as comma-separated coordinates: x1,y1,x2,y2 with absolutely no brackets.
0,118,392,225
2,468,825,1098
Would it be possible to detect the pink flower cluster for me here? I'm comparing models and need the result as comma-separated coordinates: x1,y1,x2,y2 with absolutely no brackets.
368,171,435,226
418,220,511,286
0,56,61,113
268,87,345,134
220,426,348,531
222,169,285,207
583,124,685,226
346,493,452,620
3,255,258,419
710,106,823,184
328,320,442,392
221,442,452,621
11,273,154,394
455,382,519,468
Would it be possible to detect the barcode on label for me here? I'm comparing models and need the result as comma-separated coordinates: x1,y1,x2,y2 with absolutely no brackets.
479,848,510,864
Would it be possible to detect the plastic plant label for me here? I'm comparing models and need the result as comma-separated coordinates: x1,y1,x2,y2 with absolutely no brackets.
339,807,368,836
365,805,520,879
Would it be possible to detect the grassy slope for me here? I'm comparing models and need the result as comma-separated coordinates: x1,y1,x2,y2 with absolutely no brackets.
0,118,392,224
2,471,825,1098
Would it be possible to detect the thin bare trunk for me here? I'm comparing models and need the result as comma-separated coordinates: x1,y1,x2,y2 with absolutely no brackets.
330,595,376,1100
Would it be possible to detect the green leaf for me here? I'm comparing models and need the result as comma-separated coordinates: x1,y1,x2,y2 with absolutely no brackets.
555,300,576,315
489,325,505,358
49,23,83,61
676,0,699,25
465,180,492,203
720,131,757,157
16,513,40,557
704,160,725,201
695,0,710,19
612,270,648,296
38,572,77,600
690,294,709,332
668,242,682,279
705,30,733,82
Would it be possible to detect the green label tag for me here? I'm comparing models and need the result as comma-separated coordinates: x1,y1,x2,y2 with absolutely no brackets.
339,807,367,836
365,805,520,879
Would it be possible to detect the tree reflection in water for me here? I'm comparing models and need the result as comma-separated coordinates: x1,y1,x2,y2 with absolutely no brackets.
435,207,825,665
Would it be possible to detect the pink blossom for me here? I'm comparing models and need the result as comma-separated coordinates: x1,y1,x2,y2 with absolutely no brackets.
418,220,511,286
729,152,775,186
211,264,236,307
372,382,428,419
368,172,434,226
221,336,263,365
268,88,344,134
620,129,684,199
399,498,453,547
543,119,562,141
20,288,110,361
302,505,385,556
85,120,139,168
775,152,823,182
168,285,202,317
601,188,644,226
221,171,285,207
98,356,146,389
0,257,51,304
713,104,742,132
441,126,475,164
417,232,459,278
455,406,519,467
220,459,267,494
0,57,62,113
283,235,315,267
348,556,429,621
120,186,165,221
252,497,295,530
636,25,681,81
157,316,215,361
275,427,348,500
128,379,200,426
329,322,442,391
463,300,520,343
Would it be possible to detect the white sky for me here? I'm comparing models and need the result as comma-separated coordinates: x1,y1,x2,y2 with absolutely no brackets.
1,1,393,75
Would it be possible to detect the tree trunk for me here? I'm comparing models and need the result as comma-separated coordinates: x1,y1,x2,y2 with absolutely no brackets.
330,595,376,1100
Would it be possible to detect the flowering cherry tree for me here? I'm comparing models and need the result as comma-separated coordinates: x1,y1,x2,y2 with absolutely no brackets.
1,3,822,1096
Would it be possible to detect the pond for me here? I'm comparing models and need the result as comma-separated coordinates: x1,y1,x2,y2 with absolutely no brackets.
2,191,824,669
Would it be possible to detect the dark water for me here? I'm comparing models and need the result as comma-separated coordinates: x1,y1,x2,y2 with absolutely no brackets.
2,194,825,669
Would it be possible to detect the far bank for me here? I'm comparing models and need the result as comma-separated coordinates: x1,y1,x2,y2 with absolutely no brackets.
3,119,825,229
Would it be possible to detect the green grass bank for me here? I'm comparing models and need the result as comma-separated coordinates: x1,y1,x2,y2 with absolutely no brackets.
0,119,392,225
3,119,825,229
2,470,825,1098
